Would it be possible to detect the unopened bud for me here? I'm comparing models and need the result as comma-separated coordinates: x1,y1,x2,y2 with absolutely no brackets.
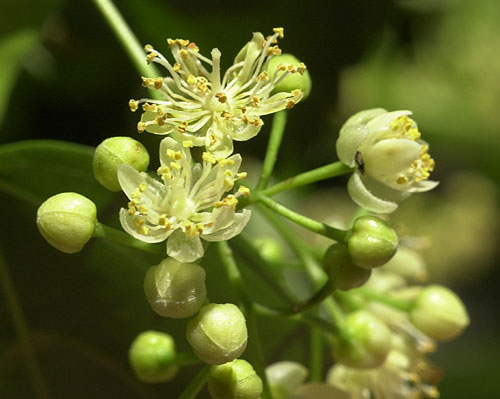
333,310,391,369
37,192,97,254
322,243,372,290
208,359,263,399
144,258,206,318
347,216,398,269
186,303,248,365
267,54,312,99
93,137,150,191
128,331,178,383
266,361,308,399
410,285,469,341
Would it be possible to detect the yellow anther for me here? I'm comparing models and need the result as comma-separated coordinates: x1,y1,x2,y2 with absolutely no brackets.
209,134,217,145
257,71,269,81
268,45,282,56
238,106,247,114
170,161,181,170
225,170,234,177
139,182,148,192
128,99,138,112
173,63,181,72
142,103,157,112
188,42,199,52
137,122,146,133
238,185,250,198
221,111,233,120
133,217,145,228
153,77,163,89
298,63,307,75
137,205,148,215
183,140,194,148
202,152,217,164
146,52,157,64
156,114,167,126
215,92,227,103
157,165,170,176
187,74,196,85
397,176,409,185
277,63,287,72
273,27,284,39
144,44,154,52
252,96,260,107
286,100,296,109
287,64,297,73
166,149,182,160
218,158,235,167
177,122,188,133
141,77,153,87
292,89,302,97
130,190,141,200
128,205,136,216
138,225,149,235
158,214,172,229
237,172,247,179
224,177,234,191
180,49,189,58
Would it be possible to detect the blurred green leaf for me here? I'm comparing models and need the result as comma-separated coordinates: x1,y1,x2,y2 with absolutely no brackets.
0,140,113,207
0,30,38,129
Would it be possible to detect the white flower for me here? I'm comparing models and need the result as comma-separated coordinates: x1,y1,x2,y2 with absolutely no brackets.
118,137,251,262
336,109,438,213
129,28,305,158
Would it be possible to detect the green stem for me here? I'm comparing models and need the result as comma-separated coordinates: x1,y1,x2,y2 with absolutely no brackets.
92,0,162,98
216,241,272,399
356,288,413,312
178,364,211,399
293,280,333,314
259,161,352,199
257,195,349,243
256,111,288,191
93,222,164,255
309,324,323,382
0,247,49,399
173,352,203,367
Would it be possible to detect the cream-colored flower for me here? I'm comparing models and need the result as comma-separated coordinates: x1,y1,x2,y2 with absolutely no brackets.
118,137,251,262
336,109,438,213
129,28,305,158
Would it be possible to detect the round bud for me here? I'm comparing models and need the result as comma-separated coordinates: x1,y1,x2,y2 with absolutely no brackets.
347,216,398,269
186,303,248,365
333,310,391,369
267,53,312,99
93,137,150,191
266,361,308,399
144,258,206,318
37,192,97,254
208,359,263,399
128,331,178,383
322,244,372,290
410,285,469,341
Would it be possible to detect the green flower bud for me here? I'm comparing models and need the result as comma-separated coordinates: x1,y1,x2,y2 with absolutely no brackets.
208,359,263,399
186,303,248,365
267,54,312,99
322,244,372,290
347,216,398,269
128,330,178,383
333,310,391,369
410,285,469,341
144,258,206,318
37,192,97,254
93,137,150,191
266,361,308,399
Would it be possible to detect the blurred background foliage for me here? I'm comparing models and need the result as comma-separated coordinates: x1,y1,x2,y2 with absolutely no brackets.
0,0,499,397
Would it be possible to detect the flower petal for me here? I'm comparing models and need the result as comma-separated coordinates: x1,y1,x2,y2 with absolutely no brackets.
202,209,251,242
206,122,234,158
167,228,204,262
119,208,172,243
336,108,387,166
117,165,146,200
347,173,398,213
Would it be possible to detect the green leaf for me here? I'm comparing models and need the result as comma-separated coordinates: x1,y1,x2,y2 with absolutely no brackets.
0,140,114,208
0,30,38,128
